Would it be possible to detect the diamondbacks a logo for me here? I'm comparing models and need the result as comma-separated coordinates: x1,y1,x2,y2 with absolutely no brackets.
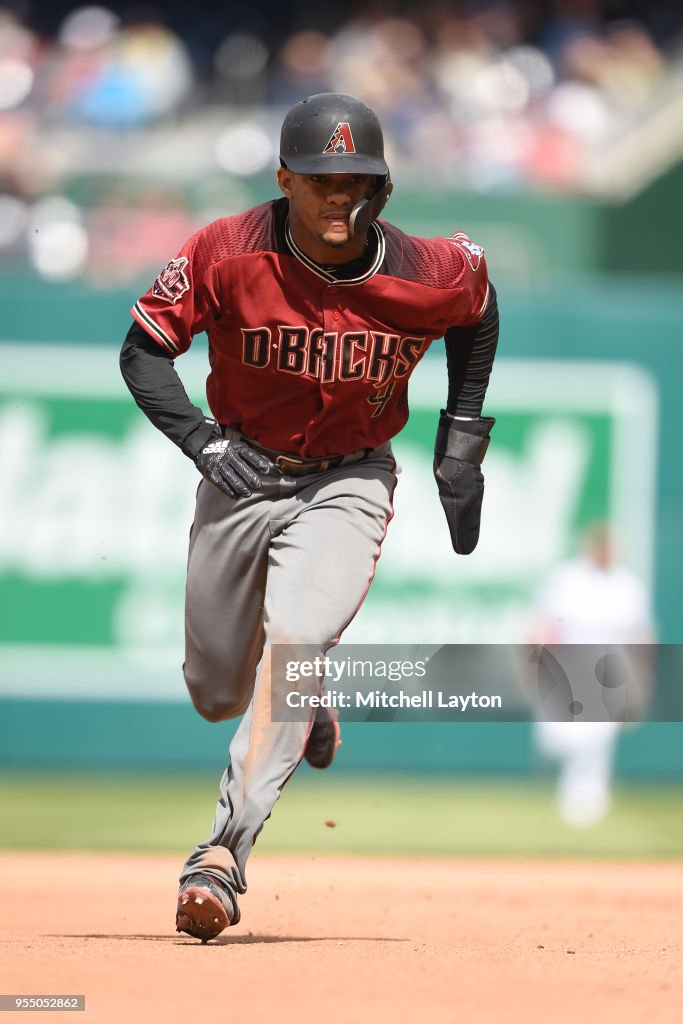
323,122,356,155
152,257,190,303
449,232,485,272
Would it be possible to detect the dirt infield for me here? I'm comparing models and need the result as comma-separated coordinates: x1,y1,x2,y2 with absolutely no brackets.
3,852,681,1023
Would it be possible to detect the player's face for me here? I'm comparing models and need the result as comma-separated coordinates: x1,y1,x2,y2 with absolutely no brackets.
277,168,375,263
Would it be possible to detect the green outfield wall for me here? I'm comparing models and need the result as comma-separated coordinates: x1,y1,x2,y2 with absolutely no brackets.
2,701,682,779
0,271,681,775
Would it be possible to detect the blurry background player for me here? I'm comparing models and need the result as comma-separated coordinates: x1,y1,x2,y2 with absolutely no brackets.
529,522,655,828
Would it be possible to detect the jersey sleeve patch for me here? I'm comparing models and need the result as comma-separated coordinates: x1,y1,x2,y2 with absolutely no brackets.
448,232,485,272
152,257,190,304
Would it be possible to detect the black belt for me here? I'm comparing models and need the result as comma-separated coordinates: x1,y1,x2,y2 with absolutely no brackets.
221,427,370,477
263,447,346,476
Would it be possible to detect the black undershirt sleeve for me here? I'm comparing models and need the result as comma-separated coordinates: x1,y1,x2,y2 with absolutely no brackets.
119,321,219,459
444,282,499,417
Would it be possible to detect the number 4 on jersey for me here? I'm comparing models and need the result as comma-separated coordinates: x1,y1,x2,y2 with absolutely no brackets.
368,381,395,418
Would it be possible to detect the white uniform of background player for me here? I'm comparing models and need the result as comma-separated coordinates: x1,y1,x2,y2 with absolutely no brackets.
531,523,654,827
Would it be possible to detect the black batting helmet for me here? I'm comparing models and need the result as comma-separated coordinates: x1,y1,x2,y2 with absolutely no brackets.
280,93,389,177
279,93,393,235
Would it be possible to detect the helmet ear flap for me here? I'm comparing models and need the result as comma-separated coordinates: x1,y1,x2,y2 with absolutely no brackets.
349,177,393,237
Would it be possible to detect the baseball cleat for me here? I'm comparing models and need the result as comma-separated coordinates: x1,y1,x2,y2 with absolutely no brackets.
304,705,341,770
176,872,239,943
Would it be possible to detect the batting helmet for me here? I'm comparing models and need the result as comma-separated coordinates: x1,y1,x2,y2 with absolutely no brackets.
280,93,388,176
279,93,393,236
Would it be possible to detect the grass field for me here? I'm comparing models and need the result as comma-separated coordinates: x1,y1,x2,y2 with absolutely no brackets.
1,772,681,857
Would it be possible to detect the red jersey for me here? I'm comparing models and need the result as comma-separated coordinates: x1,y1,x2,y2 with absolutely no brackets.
132,199,489,457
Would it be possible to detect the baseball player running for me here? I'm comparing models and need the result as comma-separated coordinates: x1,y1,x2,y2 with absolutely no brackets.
120,93,499,941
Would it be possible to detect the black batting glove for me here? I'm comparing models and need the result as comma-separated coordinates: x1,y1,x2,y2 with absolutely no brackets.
433,411,495,555
195,435,274,499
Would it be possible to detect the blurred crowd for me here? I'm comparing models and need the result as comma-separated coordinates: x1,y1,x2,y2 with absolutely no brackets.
1,0,682,282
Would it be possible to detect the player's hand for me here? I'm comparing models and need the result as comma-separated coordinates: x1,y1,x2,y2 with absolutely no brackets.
433,412,495,555
195,436,274,498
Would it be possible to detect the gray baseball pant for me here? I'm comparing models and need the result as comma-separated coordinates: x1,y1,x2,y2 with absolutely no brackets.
179,443,397,909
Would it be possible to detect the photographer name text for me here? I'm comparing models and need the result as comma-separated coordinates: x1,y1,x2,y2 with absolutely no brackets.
285,690,502,711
